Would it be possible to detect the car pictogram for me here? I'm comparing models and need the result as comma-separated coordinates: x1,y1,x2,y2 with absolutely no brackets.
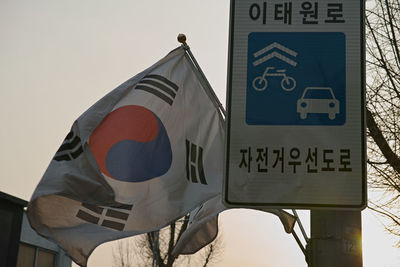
297,87,340,120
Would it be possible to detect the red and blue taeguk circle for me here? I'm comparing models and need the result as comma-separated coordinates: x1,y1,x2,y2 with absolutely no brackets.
89,105,172,182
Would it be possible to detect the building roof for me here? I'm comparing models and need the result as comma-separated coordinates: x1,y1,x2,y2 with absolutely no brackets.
0,191,28,207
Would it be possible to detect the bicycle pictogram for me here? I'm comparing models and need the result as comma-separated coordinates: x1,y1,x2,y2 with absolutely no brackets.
252,67,296,92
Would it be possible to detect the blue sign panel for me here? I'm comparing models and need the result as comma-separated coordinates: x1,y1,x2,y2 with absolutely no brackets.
246,32,345,125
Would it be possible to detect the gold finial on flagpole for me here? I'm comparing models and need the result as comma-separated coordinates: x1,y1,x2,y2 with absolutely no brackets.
177,33,187,46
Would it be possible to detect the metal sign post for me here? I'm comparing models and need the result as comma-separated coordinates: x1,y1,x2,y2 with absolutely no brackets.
309,210,362,267
224,0,366,209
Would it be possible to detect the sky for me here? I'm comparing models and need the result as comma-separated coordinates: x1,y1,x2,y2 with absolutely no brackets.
1,0,399,266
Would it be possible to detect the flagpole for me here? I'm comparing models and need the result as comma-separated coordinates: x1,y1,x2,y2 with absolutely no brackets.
292,209,309,243
152,231,159,267
292,229,307,257
177,34,226,118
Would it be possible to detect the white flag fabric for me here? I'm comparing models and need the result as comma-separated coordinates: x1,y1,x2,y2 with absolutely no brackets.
172,194,224,256
27,46,225,266
172,194,297,256
264,209,297,234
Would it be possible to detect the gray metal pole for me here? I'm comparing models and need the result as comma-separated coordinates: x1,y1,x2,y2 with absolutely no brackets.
309,210,362,267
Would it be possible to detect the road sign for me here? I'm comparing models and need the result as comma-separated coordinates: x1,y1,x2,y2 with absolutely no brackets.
224,0,366,209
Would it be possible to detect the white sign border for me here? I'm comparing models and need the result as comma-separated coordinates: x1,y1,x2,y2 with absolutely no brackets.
223,0,367,210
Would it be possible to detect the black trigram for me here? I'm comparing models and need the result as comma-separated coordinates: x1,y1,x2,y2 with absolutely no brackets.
53,130,83,161
185,140,207,185
76,203,133,231
135,74,179,105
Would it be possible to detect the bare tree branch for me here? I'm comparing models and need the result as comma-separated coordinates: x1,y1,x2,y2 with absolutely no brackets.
112,216,222,267
367,108,400,174
366,0,400,247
